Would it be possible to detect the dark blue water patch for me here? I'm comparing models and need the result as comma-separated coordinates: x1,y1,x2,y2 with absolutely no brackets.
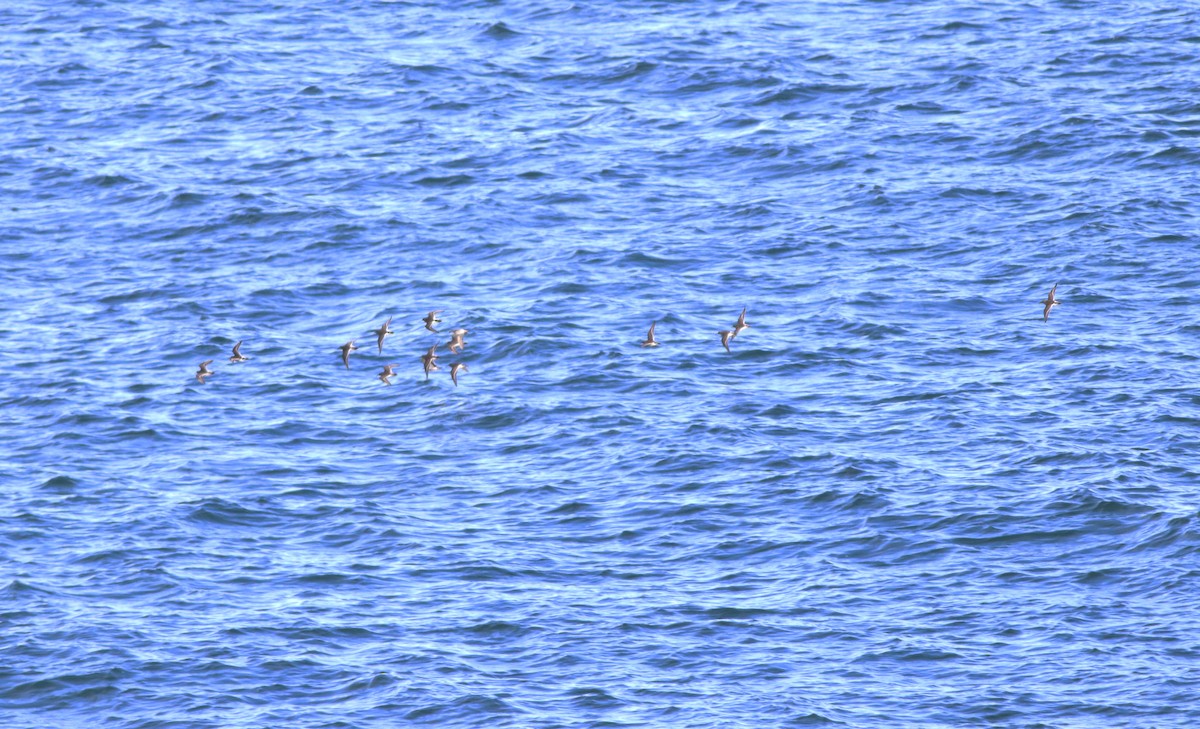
0,668,130,710
401,694,521,724
1044,487,1158,517
459,620,536,640
36,475,79,492
851,646,964,663
185,498,282,528
754,83,866,107
83,173,139,188
1127,514,1200,554
0,579,54,597
786,712,843,726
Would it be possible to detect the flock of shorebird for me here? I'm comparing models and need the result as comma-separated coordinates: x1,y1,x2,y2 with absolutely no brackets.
194,310,471,386
335,310,471,387
193,286,1063,386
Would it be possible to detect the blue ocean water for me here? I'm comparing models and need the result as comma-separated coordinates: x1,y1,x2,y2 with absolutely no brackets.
3,1,1200,726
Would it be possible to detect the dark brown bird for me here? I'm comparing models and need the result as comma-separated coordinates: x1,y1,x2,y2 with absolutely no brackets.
196,360,214,383
1042,284,1060,322
374,317,394,354
228,340,248,363
421,344,440,380
641,321,659,347
451,362,468,387
339,340,358,369
731,307,750,338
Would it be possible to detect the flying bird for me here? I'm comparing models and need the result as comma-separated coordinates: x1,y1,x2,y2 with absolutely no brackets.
719,330,733,353
450,362,468,387
374,317,394,354
641,321,659,347
448,328,468,354
421,344,440,380
229,340,248,363
731,307,750,338
339,340,359,369
379,363,397,386
423,310,443,333
1042,284,1060,322
196,360,214,384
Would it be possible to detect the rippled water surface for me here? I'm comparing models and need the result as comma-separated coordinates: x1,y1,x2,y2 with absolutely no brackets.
3,1,1200,727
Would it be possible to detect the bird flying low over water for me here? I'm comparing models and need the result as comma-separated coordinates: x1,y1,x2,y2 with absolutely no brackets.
339,340,358,369
421,344,440,380
1042,284,1060,322
374,317,394,354
732,307,750,338
423,310,443,333
196,360,214,383
719,330,733,353
379,363,397,386
229,340,248,363
641,321,659,347
451,362,467,387
448,328,468,354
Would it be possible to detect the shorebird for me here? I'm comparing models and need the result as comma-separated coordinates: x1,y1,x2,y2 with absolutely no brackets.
447,328,468,354
1042,284,1060,322
423,310,443,333
339,340,358,369
229,340,248,363
196,360,214,383
379,363,397,386
421,344,440,380
373,317,394,354
641,321,659,347
719,330,733,353
731,307,750,338
451,362,468,387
